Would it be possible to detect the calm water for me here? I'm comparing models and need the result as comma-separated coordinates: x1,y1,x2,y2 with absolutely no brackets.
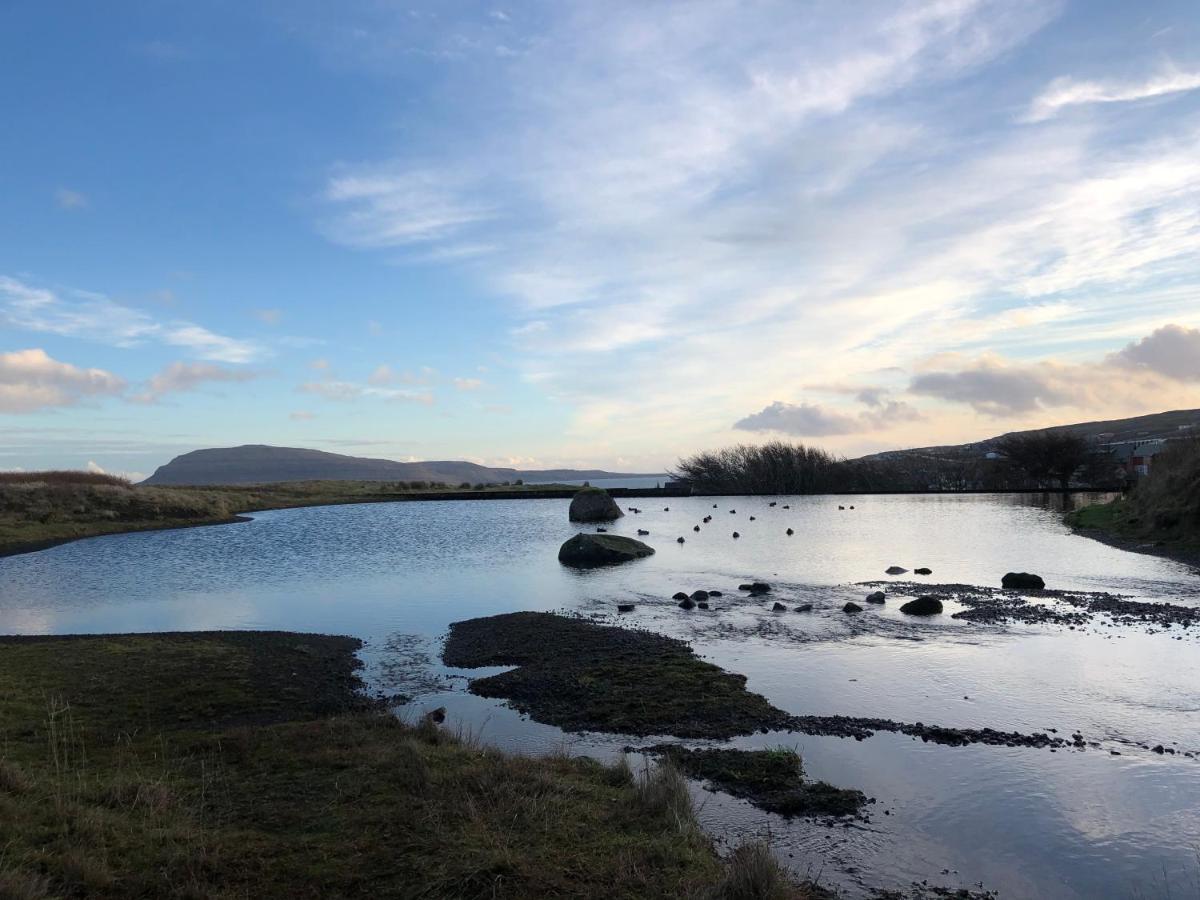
2,493,1198,899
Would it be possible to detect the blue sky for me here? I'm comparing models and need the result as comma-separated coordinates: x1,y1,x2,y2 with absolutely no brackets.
2,1,1199,478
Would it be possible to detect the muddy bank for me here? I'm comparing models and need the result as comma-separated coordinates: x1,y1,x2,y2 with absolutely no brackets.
442,611,794,738
444,613,1079,749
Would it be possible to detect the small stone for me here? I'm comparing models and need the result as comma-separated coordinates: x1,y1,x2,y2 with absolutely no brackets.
772,601,787,612
843,602,863,613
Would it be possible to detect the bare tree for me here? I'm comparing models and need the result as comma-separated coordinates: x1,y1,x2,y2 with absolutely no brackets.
995,431,1089,491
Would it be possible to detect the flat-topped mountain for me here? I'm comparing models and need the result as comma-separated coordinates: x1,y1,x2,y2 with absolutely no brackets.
141,445,658,487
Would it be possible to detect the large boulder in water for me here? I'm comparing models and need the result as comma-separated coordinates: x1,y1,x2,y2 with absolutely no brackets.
568,487,624,523
1002,572,1045,590
900,596,943,616
558,533,654,568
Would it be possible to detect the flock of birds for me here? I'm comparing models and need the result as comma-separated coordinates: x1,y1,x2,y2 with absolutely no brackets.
610,500,859,544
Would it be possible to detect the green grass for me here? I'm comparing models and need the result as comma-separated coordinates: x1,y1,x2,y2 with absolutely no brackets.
0,632,812,898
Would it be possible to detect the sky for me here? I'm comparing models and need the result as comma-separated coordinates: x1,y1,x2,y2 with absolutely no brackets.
2,0,1199,479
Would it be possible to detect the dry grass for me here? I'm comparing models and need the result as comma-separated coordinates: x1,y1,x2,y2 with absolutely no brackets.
0,470,132,487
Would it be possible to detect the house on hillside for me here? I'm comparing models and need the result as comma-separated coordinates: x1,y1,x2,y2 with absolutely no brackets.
1109,440,1166,479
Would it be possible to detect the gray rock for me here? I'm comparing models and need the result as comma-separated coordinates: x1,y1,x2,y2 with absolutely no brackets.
690,590,710,602
772,602,788,612
568,487,624,522
914,567,932,575
886,566,909,575
738,582,771,594
794,603,813,612
843,602,863,613
900,596,943,616
557,533,654,568
617,603,635,613
672,592,690,601
678,598,696,610
865,591,886,604
1002,572,1046,590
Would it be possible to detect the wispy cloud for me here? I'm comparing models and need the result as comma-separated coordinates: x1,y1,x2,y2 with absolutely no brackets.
0,276,265,364
298,379,434,405
0,348,125,414
55,188,88,210
1025,66,1200,122
310,1,1200,457
132,361,261,404
322,169,493,249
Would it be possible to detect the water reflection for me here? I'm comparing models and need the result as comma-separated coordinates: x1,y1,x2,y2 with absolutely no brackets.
0,492,1196,898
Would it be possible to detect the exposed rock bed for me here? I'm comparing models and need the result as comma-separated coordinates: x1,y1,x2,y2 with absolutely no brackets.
444,612,1084,749
788,715,1067,748
860,581,1199,629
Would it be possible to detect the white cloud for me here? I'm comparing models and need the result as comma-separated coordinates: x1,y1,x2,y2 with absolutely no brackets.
0,348,125,414
1109,324,1200,381
297,380,434,405
313,1,1200,457
289,410,317,421
453,377,484,391
909,324,1200,417
0,276,264,364
322,169,493,249
735,397,924,436
254,308,283,326
55,188,88,210
132,361,261,403
1026,66,1200,122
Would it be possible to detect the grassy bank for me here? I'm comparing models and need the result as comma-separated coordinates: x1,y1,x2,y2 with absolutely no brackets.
0,473,589,558
1067,439,1200,564
0,631,810,898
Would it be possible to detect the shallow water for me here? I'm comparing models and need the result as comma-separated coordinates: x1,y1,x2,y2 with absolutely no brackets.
1,493,1198,898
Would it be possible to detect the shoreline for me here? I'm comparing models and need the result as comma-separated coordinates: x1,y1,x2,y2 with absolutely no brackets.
1068,522,1200,572
1,483,1119,561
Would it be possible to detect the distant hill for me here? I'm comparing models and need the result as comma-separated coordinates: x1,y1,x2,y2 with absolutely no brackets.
860,408,1200,464
141,445,658,486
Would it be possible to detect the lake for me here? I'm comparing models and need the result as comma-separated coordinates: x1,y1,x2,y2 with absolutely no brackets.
1,492,1197,899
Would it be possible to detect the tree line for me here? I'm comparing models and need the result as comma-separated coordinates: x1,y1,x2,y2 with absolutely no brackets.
672,432,1120,494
